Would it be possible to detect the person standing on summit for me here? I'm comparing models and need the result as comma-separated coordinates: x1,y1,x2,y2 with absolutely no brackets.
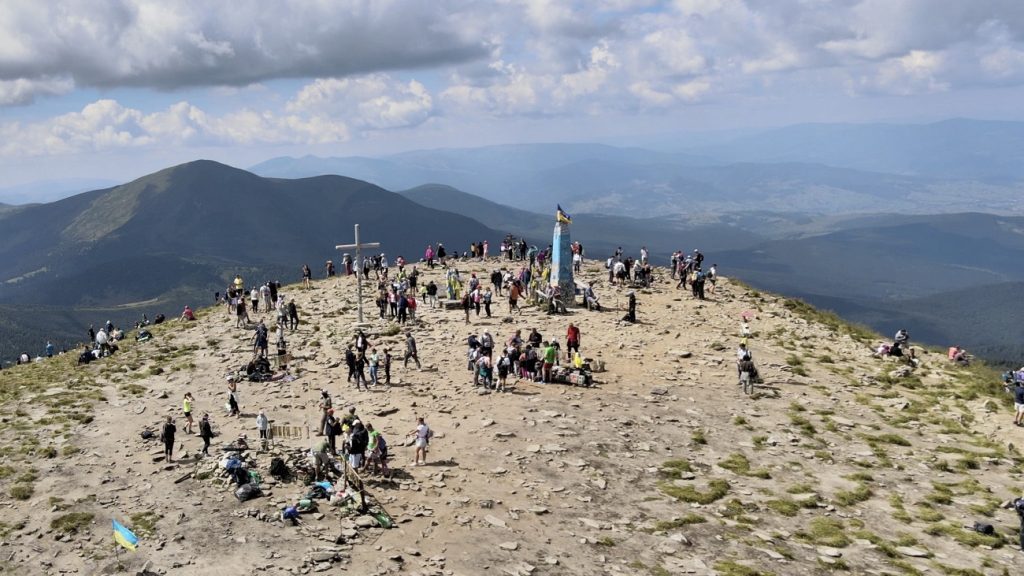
404,332,421,369
160,416,176,463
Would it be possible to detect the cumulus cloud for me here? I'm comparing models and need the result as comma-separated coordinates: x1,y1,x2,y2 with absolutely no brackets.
0,76,74,105
287,75,434,130
0,98,350,156
0,0,487,94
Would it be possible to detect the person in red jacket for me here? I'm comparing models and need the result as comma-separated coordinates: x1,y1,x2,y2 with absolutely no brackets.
566,322,581,363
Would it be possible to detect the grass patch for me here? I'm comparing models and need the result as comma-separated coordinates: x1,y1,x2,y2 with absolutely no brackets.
653,514,706,530
789,414,816,436
9,484,33,500
660,479,730,504
834,483,873,507
50,512,94,534
923,523,1003,548
128,511,161,537
595,536,615,547
659,459,693,479
765,499,801,517
691,429,707,445
871,433,912,447
798,517,851,548
718,453,771,479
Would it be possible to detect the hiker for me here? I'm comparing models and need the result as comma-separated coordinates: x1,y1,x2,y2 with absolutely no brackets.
183,393,195,434
180,305,195,322
227,381,240,417
45,341,54,358
584,285,601,311
482,287,493,317
366,423,389,476
345,345,357,382
707,264,718,295
325,411,339,455
541,341,557,383
508,281,522,314
250,286,260,313
949,346,969,366
404,332,421,369
1014,380,1024,427
894,329,909,347
354,330,370,355
491,269,503,297
317,390,332,435
302,264,312,289
566,323,581,363
287,299,299,330
462,291,471,324
369,348,380,386
252,320,269,358
383,349,392,386
160,416,176,463
199,413,213,457
256,409,270,448
496,350,511,392
409,416,431,466
354,352,369,391
349,420,369,470
425,280,438,308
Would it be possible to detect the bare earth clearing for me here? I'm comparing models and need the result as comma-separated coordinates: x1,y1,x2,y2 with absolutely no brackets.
1,259,1022,576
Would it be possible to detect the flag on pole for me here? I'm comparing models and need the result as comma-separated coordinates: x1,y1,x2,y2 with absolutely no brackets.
556,204,572,224
112,520,139,551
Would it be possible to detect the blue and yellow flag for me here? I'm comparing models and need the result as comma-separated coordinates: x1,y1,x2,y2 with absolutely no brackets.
556,204,572,224
112,520,139,551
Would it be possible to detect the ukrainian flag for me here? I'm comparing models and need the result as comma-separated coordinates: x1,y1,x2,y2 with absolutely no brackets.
556,204,572,224
112,520,139,551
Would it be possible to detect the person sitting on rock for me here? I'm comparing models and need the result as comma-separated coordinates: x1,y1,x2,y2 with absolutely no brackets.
180,305,196,321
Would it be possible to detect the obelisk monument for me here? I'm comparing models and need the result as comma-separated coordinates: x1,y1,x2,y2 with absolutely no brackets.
550,205,574,308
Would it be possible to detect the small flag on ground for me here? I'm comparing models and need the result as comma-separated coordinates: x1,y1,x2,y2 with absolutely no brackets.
556,204,572,224
112,520,138,551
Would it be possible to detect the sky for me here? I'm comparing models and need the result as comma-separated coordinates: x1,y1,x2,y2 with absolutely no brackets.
0,0,1023,190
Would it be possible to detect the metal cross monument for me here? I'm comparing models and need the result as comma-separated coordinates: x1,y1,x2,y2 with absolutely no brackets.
335,224,380,323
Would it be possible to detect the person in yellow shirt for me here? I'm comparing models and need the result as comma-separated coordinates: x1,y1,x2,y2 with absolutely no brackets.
183,393,195,435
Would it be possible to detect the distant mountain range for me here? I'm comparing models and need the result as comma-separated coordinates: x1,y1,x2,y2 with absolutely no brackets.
252,121,1024,218
691,118,1024,181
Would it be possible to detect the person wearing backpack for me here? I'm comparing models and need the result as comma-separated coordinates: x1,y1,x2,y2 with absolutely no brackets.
198,413,213,457
160,416,176,463
366,423,389,476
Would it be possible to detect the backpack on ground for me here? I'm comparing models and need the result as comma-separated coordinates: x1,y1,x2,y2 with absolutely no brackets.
972,522,994,535
235,483,261,502
269,457,288,478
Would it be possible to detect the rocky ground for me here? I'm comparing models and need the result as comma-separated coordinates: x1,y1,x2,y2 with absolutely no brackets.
0,258,1022,576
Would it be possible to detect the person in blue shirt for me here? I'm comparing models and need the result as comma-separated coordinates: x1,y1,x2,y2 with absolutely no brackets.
45,341,54,358
1013,380,1024,427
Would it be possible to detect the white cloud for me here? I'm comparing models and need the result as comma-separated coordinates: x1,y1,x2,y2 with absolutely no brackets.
0,0,487,91
0,98,351,157
0,76,73,105
287,75,434,130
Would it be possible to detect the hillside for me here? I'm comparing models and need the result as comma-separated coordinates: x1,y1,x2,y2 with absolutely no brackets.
0,260,1020,576
0,161,501,355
